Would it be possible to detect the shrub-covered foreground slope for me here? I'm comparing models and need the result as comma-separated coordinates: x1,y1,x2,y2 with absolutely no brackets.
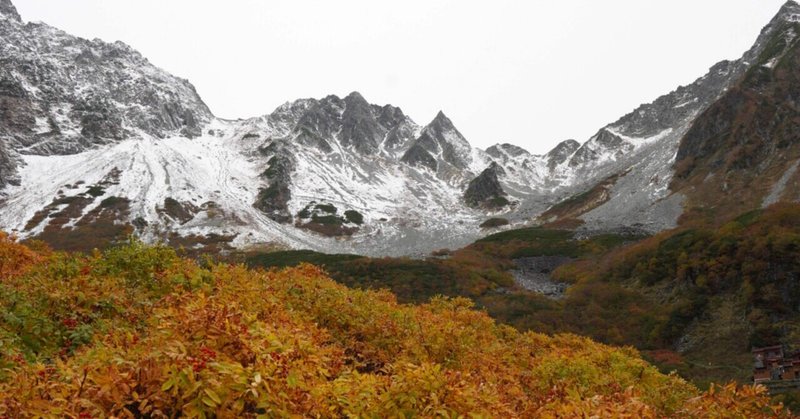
246,204,800,394
0,234,787,417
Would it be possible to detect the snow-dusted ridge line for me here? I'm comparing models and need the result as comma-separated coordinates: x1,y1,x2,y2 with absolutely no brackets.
2,0,798,255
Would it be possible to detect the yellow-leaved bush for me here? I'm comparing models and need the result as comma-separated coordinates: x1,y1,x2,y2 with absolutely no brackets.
0,235,788,417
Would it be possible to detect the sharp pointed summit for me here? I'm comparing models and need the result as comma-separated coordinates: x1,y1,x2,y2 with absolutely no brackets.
341,91,384,154
777,0,800,19
430,110,455,129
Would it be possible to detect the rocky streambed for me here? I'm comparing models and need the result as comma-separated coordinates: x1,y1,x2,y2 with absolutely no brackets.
511,256,573,299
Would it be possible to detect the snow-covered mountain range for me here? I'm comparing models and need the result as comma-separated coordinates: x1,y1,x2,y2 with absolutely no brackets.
1,0,799,256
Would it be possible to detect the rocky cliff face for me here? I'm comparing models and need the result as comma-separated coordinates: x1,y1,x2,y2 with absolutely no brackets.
676,1,800,167
545,140,580,171
538,2,800,232
339,92,389,154
404,112,473,169
469,1,799,229
0,140,17,188
0,0,19,22
237,93,494,255
0,0,212,160
401,143,438,171
464,162,509,209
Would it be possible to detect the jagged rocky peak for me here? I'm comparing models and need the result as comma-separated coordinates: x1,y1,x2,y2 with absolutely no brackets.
401,143,438,170
751,2,800,67
431,110,454,127
464,162,509,209
546,139,580,169
0,0,20,22
547,139,580,157
777,0,800,22
676,6,800,168
375,102,417,151
279,92,418,154
486,143,532,159
568,129,629,168
404,111,472,170
260,98,317,137
594,2,800,143
548,1,800,216
340,91,385,154
666,0,800,224
674,0,800,167
289,95,343,152
344,90,368,103
0,6,213,156
376,103,407,127
427,111,469,149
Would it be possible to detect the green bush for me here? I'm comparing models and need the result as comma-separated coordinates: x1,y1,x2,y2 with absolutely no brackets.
480,218,509,228
86,185,105,197
344,210,364,225
315,203,338,214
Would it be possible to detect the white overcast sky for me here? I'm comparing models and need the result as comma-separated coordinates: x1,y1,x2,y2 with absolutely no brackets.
13,0,788,153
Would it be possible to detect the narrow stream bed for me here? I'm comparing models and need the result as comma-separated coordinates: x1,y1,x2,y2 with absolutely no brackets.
511,256,573,299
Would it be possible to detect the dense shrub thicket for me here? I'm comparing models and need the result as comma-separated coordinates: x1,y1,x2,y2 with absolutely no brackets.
0,233,787,417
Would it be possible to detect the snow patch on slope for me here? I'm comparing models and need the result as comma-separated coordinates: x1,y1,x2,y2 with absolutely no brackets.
0,117,489,256
606,126,674,148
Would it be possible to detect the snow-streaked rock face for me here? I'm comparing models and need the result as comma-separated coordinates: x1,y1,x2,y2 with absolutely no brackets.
238,95,496,255
1,0,798,255
0,0,19,22
0,115,479,256
0,0,212,162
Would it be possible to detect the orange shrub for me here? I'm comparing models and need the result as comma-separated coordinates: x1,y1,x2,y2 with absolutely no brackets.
0,232,41,278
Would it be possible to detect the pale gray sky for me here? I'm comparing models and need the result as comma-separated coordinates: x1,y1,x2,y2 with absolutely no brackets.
14,0,787,153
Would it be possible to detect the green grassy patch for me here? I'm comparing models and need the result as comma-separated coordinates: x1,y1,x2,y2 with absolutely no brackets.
246,250,364,270
311,215,341,225
314,203,338,214
478,227,572,244
86,185,105,197
480,218,510,228
344,210,364,225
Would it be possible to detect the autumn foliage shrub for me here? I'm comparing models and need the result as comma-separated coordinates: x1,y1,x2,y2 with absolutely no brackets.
0,238,788,417
0,232,40,278
553,203,800,349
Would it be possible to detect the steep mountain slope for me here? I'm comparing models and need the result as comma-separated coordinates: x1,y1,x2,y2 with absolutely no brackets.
538,1,800,232
549,203,800,388
0,0,211,158
671,0,800,225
